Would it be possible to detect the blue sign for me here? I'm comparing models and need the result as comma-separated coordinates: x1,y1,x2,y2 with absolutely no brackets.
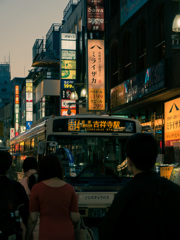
61,80,76,89
26,121,33,130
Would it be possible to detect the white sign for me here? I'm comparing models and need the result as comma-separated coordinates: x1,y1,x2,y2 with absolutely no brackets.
61,33,76,40
10,128,15,139
61,99,76,109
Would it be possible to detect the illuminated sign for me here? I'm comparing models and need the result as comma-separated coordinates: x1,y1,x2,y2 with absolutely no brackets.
61,60,76,70
61,33,76,40
14,85,20,136
160,166,174,180
88,39,105,111
111,60,165,109
87,0,105,31
61,80,75,89
61,50,76,60
61,70,76,79
164,98,180,147
53,118,136,133
26,79,33,130
61,109,76,116
61,99,76,109
10,128,15,139
60,33,77,115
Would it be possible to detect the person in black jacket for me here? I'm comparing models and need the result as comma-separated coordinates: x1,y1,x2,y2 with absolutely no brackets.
99,133,180,240
0,150,29,240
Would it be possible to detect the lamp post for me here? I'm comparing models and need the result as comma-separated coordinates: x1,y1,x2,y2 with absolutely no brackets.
172,1,180,32
67,84,87,115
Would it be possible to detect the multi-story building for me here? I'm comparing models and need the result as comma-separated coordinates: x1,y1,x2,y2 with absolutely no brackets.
27,23,61,122
0,62,12,108
108,0,180,163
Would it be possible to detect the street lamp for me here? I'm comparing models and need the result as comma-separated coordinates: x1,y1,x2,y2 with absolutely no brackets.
172,14,180,32
172,2,180,32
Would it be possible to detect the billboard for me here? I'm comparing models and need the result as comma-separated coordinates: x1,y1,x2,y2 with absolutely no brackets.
26,79,33,130
15,85,20,136
111,60,165,109
164,98,180,147
87,0,105,31
88,39,105,111
60,33,77,116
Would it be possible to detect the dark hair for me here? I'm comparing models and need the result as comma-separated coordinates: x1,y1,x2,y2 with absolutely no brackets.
0,150,12,175
22,157,38,190
38,153,64,182
125,133,158,171
22,157,37,173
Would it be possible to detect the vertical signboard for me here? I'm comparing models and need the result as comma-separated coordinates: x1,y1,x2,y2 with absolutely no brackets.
10,128,15,139
164,98,180,147
26,79,33,130
88,39,105,111
14,85,19,136
87,0,105,31
60,33,77,116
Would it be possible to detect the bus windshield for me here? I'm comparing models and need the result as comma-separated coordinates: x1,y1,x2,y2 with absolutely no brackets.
47,135,127,179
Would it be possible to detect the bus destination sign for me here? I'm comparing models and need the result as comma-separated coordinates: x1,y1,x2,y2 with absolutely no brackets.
67,118,136,133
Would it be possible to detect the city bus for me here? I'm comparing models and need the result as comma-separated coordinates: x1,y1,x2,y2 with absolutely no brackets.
10,114,143,224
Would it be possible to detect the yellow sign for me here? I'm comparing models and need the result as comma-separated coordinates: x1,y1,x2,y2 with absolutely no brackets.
61,60,76,70
61,70,76,79
164,98,180,147
160,166,174,180
88,39,105,111
68,119,126,132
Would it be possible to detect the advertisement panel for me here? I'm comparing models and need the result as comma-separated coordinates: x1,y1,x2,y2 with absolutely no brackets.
61,70,76,79
26,79,33,130
87,0,105,31
15,85,19,135
61,80,75,89
164,98,180,147
61,99,76,109
121,0,148,25
10,128,15,139
61,50,76,60
61,60,76,70
60,33,77,115
61,41,76,50
88,39,105,111
61,109,76,116
110,60,165,109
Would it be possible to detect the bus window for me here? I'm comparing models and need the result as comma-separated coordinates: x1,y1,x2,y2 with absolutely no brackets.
48,135,127,179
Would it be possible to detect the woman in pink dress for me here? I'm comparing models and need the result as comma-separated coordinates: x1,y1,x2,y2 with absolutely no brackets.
25,153,79,240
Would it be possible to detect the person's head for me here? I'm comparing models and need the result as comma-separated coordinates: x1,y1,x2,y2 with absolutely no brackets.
125,133,158,174
22,157,38,173
0,150,12,175
38,153,64,182
22,157,38,190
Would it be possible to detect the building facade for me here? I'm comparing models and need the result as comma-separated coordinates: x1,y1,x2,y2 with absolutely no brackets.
109,0,180,163
0,62,12,108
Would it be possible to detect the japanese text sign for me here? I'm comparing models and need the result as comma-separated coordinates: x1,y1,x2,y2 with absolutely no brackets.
88,39,105,111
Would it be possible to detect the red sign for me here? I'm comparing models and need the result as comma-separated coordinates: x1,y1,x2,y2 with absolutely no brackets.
87,0,104,31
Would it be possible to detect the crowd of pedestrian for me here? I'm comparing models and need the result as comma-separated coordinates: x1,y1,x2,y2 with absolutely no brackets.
1,133,180,240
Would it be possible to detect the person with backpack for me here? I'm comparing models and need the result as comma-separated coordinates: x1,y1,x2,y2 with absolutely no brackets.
0,150,29,240
98,133,180,240
20,157,39,240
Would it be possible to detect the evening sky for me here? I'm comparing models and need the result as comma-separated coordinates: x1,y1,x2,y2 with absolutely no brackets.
0,0,69,79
